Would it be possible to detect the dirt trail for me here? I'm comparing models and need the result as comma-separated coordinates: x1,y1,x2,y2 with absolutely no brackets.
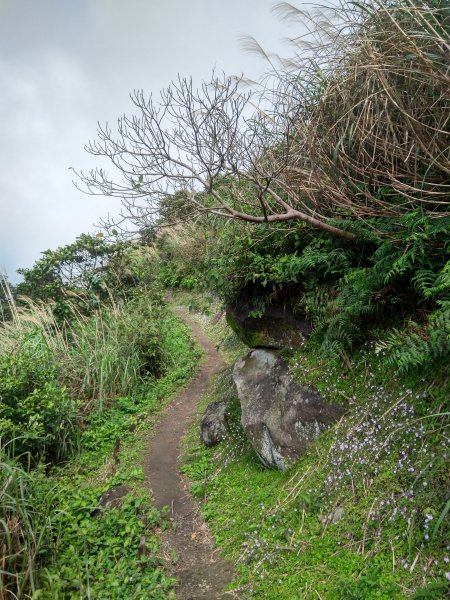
144,309,235,599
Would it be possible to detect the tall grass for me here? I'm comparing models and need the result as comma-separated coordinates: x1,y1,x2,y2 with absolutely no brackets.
252,0,450,228
0,276,174,598
0,275,167,414
0,295,68,358
0,455,56,600
64,294,168,411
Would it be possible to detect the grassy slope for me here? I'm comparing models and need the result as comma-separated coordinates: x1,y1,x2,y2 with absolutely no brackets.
181,307,449,600
29,312,202,599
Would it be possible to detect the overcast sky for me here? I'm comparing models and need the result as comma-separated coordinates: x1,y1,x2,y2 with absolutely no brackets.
0,0,300,283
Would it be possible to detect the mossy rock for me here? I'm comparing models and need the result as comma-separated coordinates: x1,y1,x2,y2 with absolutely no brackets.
233,349,344,470
226,290,312,350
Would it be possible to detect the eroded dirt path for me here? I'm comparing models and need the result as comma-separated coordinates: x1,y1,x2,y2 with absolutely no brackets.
144,309,235,599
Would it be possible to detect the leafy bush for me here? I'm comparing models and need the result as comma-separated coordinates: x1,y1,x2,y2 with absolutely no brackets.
0,331,77,463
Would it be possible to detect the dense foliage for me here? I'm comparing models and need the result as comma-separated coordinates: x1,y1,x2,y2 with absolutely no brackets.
154,207,449,375
15,234,132,321
0,336,76,464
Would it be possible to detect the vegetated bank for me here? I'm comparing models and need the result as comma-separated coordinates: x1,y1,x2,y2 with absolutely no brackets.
145,0,449,594
0,238,201,599
181,295,448,599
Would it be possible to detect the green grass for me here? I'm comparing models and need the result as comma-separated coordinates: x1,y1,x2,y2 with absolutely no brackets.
1,310,202,599
181,318,449,599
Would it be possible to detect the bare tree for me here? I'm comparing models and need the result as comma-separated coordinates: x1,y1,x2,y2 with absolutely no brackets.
75,0,449,243
74,74,356,241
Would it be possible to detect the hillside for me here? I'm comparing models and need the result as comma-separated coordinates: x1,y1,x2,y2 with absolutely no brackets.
1,0,449,598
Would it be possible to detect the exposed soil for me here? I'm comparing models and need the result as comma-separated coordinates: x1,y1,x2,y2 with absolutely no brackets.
144,309,235,599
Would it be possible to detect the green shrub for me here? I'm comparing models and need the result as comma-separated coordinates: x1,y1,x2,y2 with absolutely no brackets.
0,332,77,463
199,211,449,372
0,455,56,598
116,293,168,377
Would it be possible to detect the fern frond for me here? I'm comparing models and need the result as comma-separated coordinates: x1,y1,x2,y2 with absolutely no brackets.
376,310,450,373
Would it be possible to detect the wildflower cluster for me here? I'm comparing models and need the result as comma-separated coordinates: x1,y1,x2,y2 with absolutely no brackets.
219,414,250,467
240,505,300,577
287,349,450,587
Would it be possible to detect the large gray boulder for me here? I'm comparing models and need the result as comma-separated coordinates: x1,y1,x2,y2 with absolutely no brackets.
233,349,344,470
226,289,312,350
200,401,228,447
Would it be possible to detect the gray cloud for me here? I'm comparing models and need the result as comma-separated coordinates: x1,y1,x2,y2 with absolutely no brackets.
0,0,298,282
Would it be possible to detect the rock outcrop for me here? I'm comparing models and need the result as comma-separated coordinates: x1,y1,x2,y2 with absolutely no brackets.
233,349,344,470
200,401,228,447
226,288,312,350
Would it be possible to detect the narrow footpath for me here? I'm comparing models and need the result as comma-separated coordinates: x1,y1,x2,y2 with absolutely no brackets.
144,309,235,599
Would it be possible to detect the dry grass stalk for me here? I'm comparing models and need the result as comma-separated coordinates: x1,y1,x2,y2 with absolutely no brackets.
265,0,449,228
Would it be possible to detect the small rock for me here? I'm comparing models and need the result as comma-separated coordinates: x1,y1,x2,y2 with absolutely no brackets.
200,401,228,447
93,485,130,516
320,506,345,525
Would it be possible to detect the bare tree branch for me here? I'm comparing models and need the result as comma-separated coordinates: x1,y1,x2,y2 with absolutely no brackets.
74,74,357,241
